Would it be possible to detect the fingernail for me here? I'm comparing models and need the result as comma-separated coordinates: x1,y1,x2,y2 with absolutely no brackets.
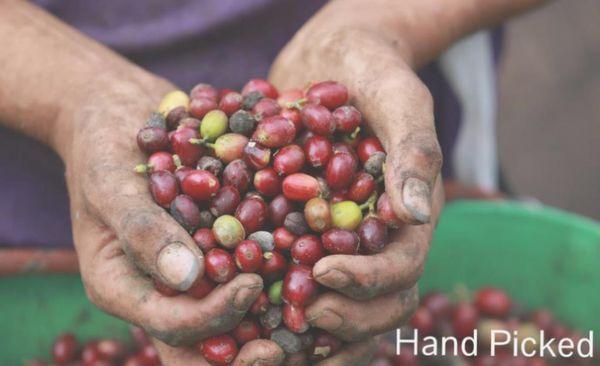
234,283,263,310
307,309,344,331
402,177,431,224
156,242,200,291
313,269,351,289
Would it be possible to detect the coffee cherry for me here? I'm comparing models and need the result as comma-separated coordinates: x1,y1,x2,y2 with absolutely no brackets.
331,200,363,230
137,127,169,154
283,304,309,334
179,116,202,130
261,251,288,282
260,306,283,330
282,264,318,307
181,170,220,201
242,91,264,110
475,287,512,318
96,339,125,362
218,91,243,116
273,227,297,251
210,185,241,217
357,137,384,165
80,341,103,366
410,307,435,336
242,78,279,99
212,133,248,163
194,158,221,178
139,344,161,366
254,168,282,197
242,141,271,169
269,194,295,227
332,142,358,160
253,115,296,148
170,127,204,167
330,190,348,204
250,291,270,315
304,135,332,168
190,83,219,101
52,333,79,365
200,334,238,366
146,111,168,130
271,328,303,354
333,105,361,133
234,240,263,273
205,248,237,283
291,234,325,266
193,228,217,253
364,151,386,177
235,197,268,234
308,331,342,361
303,197,332,233
170,195,201,232
247,231,275,252
229,110,257,136
321,229,360,255
301,104,336,136
284,211,309,236
165,106,189,129
173,165,193,186
326,152,357,191
252,98,281,120
232,318,261,345
358,216,388,253
149,171,178,208
153,278,179,297
377,192,402,228
274,144,305,176
189,97,217,119
222,159,252,194
159,90,189,117
212,215,245,249
347,172,376,203
200,110,228,142
282,173,320,202
421,291,452,320
452,302,480,339
281,107,303,132
268,280,283,305
306,81,348,110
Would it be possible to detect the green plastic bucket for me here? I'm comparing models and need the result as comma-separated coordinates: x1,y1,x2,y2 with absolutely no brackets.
1,201,599,364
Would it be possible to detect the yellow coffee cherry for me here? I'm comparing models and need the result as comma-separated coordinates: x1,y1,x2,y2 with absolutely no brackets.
158,90,189,116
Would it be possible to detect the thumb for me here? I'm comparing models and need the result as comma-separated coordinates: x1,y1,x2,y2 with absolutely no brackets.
90,167,204,291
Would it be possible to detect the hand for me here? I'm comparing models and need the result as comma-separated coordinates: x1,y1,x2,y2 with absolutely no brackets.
269,2,444,347
59,74,282,363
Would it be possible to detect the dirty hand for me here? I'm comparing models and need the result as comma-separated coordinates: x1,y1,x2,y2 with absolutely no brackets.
61,75,283,364
269,0,444,353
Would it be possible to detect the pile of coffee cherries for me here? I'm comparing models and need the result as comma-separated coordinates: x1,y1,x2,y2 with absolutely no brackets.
28,326,159,366
370,288,593,366
135,79,402,364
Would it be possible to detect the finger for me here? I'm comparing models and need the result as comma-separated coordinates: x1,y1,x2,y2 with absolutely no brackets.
306,287,418,342
233,339,285,366
316,338,378,366
152,338,210,366
82,159,204,291
75,220,262,346
312,223,429,300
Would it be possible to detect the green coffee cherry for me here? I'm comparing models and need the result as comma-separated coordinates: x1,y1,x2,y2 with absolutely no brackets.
212,215,245,249
268,280,283,305
331,201,363,230
201,110,228,142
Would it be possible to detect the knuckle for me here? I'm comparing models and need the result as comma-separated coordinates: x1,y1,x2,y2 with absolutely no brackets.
401,132,443,174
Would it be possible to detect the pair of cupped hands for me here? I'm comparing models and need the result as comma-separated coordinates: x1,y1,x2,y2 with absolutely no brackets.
60,22,443,366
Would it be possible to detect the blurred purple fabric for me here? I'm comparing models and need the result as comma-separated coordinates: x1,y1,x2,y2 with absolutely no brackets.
1,1,498,248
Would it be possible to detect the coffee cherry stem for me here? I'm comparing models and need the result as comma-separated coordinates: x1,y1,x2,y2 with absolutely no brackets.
349,126,361,140
188,137,211,147
263,251,274,260
358,191,378,213
134,163,152,174
172,154,183,169
285,98,308,110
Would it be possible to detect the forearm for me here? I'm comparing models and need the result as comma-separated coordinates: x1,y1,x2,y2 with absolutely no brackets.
314,0,547,67
0,1,162,157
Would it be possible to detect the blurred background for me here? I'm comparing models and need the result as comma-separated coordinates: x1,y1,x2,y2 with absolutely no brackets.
498,0,600,220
